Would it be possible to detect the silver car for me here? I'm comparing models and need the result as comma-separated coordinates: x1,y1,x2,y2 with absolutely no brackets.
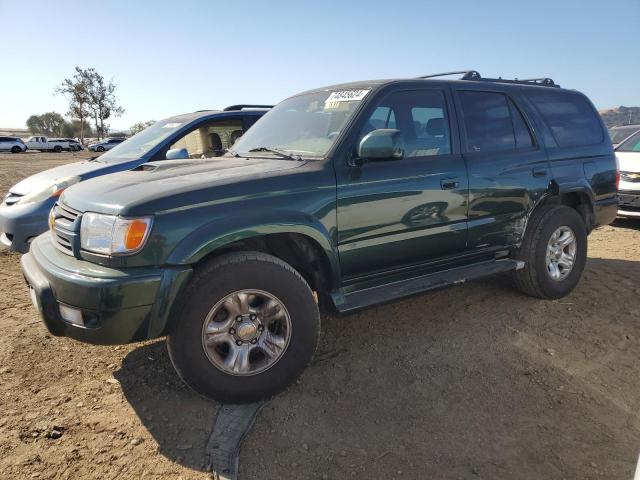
609,124,640,148
88,138,125,152
0,136,27,153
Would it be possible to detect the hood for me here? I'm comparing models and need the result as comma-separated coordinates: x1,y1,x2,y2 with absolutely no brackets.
61,157,305,215
9,160,110,195
616,151,640,173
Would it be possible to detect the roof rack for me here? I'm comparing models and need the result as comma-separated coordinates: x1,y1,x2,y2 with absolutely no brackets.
417,70,481,81
223,104,273,111
417,70,559,88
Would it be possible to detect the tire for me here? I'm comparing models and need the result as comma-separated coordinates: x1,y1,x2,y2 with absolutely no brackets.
167,251,320,403
53,145,62,153
96,146,105,152
10,146,21,153
513,205,587,299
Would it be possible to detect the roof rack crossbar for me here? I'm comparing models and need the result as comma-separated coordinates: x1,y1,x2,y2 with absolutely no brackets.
416,70,481,80
223,104,273,111
417,70,559,88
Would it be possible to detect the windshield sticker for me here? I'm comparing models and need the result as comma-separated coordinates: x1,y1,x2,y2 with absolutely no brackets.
162,122,182,129
325,89,370,109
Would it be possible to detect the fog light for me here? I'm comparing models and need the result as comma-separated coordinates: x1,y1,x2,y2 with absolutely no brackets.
59,304,84,326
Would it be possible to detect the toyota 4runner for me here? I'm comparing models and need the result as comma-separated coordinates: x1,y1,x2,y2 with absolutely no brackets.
22,71,618,403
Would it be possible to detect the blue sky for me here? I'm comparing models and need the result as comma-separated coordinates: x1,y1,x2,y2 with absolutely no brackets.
1,0,638,130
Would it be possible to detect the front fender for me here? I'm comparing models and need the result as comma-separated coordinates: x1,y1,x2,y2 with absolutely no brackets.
165,209,340,286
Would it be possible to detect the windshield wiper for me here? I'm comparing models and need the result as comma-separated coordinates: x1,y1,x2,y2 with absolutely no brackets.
226,148,240,157
248,146,301,161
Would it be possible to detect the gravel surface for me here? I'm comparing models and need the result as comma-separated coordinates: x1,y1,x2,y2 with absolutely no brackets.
0,151,639,479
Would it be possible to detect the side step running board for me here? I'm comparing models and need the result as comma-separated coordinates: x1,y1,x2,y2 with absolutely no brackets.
332,258,524,314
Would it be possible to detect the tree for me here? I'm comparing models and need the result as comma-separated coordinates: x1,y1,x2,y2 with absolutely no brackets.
56,67,91,143
83,68,125,139
130,120,156,135
26,112,68,136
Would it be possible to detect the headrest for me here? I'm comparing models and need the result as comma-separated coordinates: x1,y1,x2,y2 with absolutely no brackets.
209,133,222,150
426,118,445,136
229,130,243,145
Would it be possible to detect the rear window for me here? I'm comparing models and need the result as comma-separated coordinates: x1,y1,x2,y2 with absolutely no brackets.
527,91,603,148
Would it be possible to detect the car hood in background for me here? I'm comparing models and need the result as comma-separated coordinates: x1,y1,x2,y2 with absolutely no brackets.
8,158,133,195
617,152,640,173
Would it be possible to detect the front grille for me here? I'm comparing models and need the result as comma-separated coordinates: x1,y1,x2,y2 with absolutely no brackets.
3,192,23,206
618,192,640,212
51,202,81,255
620,171,640,183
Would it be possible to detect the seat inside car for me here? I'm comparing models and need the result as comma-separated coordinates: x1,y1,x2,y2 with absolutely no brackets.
209,132,223,157
229,129,243,146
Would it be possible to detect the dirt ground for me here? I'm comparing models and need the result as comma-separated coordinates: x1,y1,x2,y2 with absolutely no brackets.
0,151,639,480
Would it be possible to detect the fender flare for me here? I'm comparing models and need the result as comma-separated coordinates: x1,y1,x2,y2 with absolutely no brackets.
165,209,341,288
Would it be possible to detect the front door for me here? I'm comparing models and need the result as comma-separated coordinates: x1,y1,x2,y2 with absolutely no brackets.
335,87,469,279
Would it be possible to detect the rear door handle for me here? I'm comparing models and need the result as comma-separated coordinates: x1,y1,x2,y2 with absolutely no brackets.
440,178,460,190
532,167,547,178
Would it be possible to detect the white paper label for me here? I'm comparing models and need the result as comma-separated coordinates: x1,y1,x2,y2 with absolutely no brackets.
162,122,182,129
326,89,370,103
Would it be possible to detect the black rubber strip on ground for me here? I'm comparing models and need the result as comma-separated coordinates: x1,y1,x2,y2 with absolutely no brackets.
206,402,267,480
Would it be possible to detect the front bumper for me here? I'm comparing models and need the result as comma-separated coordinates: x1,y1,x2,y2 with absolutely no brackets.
0,198,55,253
618,190,640,218
21,234,192,345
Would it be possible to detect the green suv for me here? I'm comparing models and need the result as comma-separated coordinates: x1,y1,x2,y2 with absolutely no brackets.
22,71,618,403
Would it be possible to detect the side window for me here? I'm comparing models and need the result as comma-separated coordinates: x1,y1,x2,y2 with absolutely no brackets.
459,91,515,153
360,90,451,157
169,119,244,159
527,91,603,148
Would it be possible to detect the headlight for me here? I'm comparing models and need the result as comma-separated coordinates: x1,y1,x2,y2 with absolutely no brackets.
80,212,153,255
17,176,81,205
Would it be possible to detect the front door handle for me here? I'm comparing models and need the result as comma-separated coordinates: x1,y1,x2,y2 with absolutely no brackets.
440,177,460,190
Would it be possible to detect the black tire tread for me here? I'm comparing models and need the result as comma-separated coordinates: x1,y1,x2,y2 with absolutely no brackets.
513,205,586,299
167,251,320,403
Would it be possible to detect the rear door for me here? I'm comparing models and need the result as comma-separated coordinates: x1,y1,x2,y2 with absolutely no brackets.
452,87,550,250
335,86,469,279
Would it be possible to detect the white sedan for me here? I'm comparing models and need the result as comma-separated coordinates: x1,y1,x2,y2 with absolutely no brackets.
616,131,640,218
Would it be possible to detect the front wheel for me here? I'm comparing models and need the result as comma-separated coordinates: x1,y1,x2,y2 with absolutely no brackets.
167,251,320,403
96,146,105,152
513,205,587,299
10,146,21,153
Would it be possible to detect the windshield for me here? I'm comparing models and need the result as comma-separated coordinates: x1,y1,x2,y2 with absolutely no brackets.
98,120,186,163
232,89,371,157
609,126,640,144
617,131,640,152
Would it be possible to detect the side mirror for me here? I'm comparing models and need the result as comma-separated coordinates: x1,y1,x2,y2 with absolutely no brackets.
165,147,189,160
357,129,404,161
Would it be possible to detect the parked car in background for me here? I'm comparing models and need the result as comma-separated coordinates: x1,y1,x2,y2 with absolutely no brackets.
616,130,640,218
609,124,640,148
0,136,27,153
0,105,270,252
88,138,125,152
20,72,617,403
57,138,83,151
25,136,71,152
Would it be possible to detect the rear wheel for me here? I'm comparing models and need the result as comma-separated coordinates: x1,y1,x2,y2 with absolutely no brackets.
10,146,21,153
167,251,320,403
53,145,62,153
514,205,587,299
